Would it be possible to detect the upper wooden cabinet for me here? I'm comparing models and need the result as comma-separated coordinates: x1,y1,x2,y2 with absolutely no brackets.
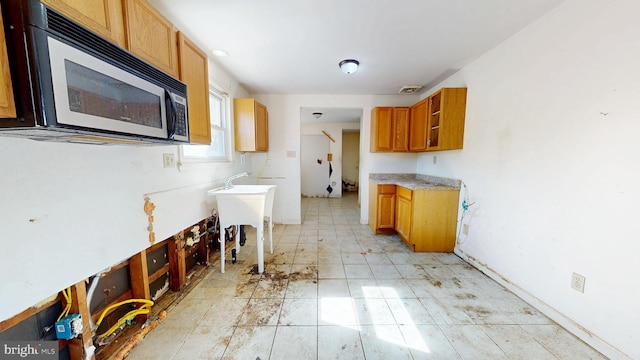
375,87,467,152
234,98,269,152
124,0,178,77
426,88,467,151
409,98,428,151
370,107,409,152
0,4,17,118
371,107,393,152
392,107,410,152
177,32,210,145
42,0,126,47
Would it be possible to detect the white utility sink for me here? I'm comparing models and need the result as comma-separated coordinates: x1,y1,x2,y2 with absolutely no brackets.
207,185,277,274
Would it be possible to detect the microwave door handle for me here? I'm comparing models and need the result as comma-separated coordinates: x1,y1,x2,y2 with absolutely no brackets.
165,89,177,139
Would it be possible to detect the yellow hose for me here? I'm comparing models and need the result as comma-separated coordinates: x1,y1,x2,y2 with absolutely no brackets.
93,299,154,338
56,287,72,322
96,307,151,339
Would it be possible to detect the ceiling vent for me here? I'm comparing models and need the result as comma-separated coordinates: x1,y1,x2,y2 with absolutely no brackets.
399,85,423,94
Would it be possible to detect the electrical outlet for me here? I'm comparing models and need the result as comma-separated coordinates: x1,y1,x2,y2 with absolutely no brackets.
433,156,437,164
463,224,469,235
571,272,586,293
287,150,296,158
163,153,175,168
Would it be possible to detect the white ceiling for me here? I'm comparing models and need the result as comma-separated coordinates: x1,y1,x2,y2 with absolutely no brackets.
149,0,564,97
149,0,564,124
300,108,364,124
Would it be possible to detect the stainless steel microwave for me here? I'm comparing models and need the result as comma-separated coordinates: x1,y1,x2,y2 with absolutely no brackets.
0,0,189,145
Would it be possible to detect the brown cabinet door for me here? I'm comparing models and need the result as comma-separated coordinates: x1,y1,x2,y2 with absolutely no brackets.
255,102,269,151
434,88,467,151
409,98,428,151
234,98,256,151
234,98,269,152
42,0,126,47
124,0,178,77
392,107,410,152
370,107,393,152
377,193,396,229
0,5,16,118
177,32,211,145
395,194,412,246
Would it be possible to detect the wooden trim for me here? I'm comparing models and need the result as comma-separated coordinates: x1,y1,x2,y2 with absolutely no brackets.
197,233,209,264
148,264,170,284
322,130,335,142
168,235,186,291
129,251,151,300
146,238,167,253
68,280,95,360
109,259,130,272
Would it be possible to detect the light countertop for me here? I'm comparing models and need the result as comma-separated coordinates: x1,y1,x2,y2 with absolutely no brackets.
369,173,461,191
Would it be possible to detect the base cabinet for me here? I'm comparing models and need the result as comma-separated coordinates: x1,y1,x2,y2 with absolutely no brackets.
370,182,460,252
394,186,413,246
394,186,460,252
368,183,396,234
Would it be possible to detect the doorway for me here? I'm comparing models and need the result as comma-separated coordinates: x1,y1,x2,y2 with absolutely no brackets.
342,130,360,195
300,107,362,199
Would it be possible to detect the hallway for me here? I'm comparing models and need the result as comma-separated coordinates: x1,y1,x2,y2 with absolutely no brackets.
127,193,605,359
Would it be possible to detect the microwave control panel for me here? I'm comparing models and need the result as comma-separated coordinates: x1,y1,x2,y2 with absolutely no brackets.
172,94,189,141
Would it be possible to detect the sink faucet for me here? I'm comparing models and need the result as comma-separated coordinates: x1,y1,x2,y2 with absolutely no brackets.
224,172,249,189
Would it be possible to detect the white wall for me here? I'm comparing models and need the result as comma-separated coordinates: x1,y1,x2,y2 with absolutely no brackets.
301,121,361,198
0,61,249,322
416,0,640,358
251,94,419,224
300,135,331,197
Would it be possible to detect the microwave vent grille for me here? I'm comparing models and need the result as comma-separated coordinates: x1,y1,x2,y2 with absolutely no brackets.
45,8,186,95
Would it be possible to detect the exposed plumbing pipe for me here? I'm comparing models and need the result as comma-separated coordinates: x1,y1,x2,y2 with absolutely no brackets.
86,267,111,331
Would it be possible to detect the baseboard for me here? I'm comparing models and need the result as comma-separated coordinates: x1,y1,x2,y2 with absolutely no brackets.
455,248,630,360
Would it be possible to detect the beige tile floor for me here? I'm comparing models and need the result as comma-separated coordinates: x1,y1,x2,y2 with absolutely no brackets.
127,193,607,360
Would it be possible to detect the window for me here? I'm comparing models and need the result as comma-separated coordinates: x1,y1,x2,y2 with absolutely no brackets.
181,87,230,161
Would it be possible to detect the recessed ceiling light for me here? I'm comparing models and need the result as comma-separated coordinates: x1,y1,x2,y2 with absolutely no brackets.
211,49,229,58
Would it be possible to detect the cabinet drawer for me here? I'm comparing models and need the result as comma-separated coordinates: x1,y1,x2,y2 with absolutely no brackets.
396,186,412,200
378,184,396,195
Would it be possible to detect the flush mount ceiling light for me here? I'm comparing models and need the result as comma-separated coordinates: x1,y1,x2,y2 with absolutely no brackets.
339,59,359,74
312,112,323,119
211,49,228,58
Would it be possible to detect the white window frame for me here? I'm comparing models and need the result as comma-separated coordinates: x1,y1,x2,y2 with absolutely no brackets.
179,85,232,163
